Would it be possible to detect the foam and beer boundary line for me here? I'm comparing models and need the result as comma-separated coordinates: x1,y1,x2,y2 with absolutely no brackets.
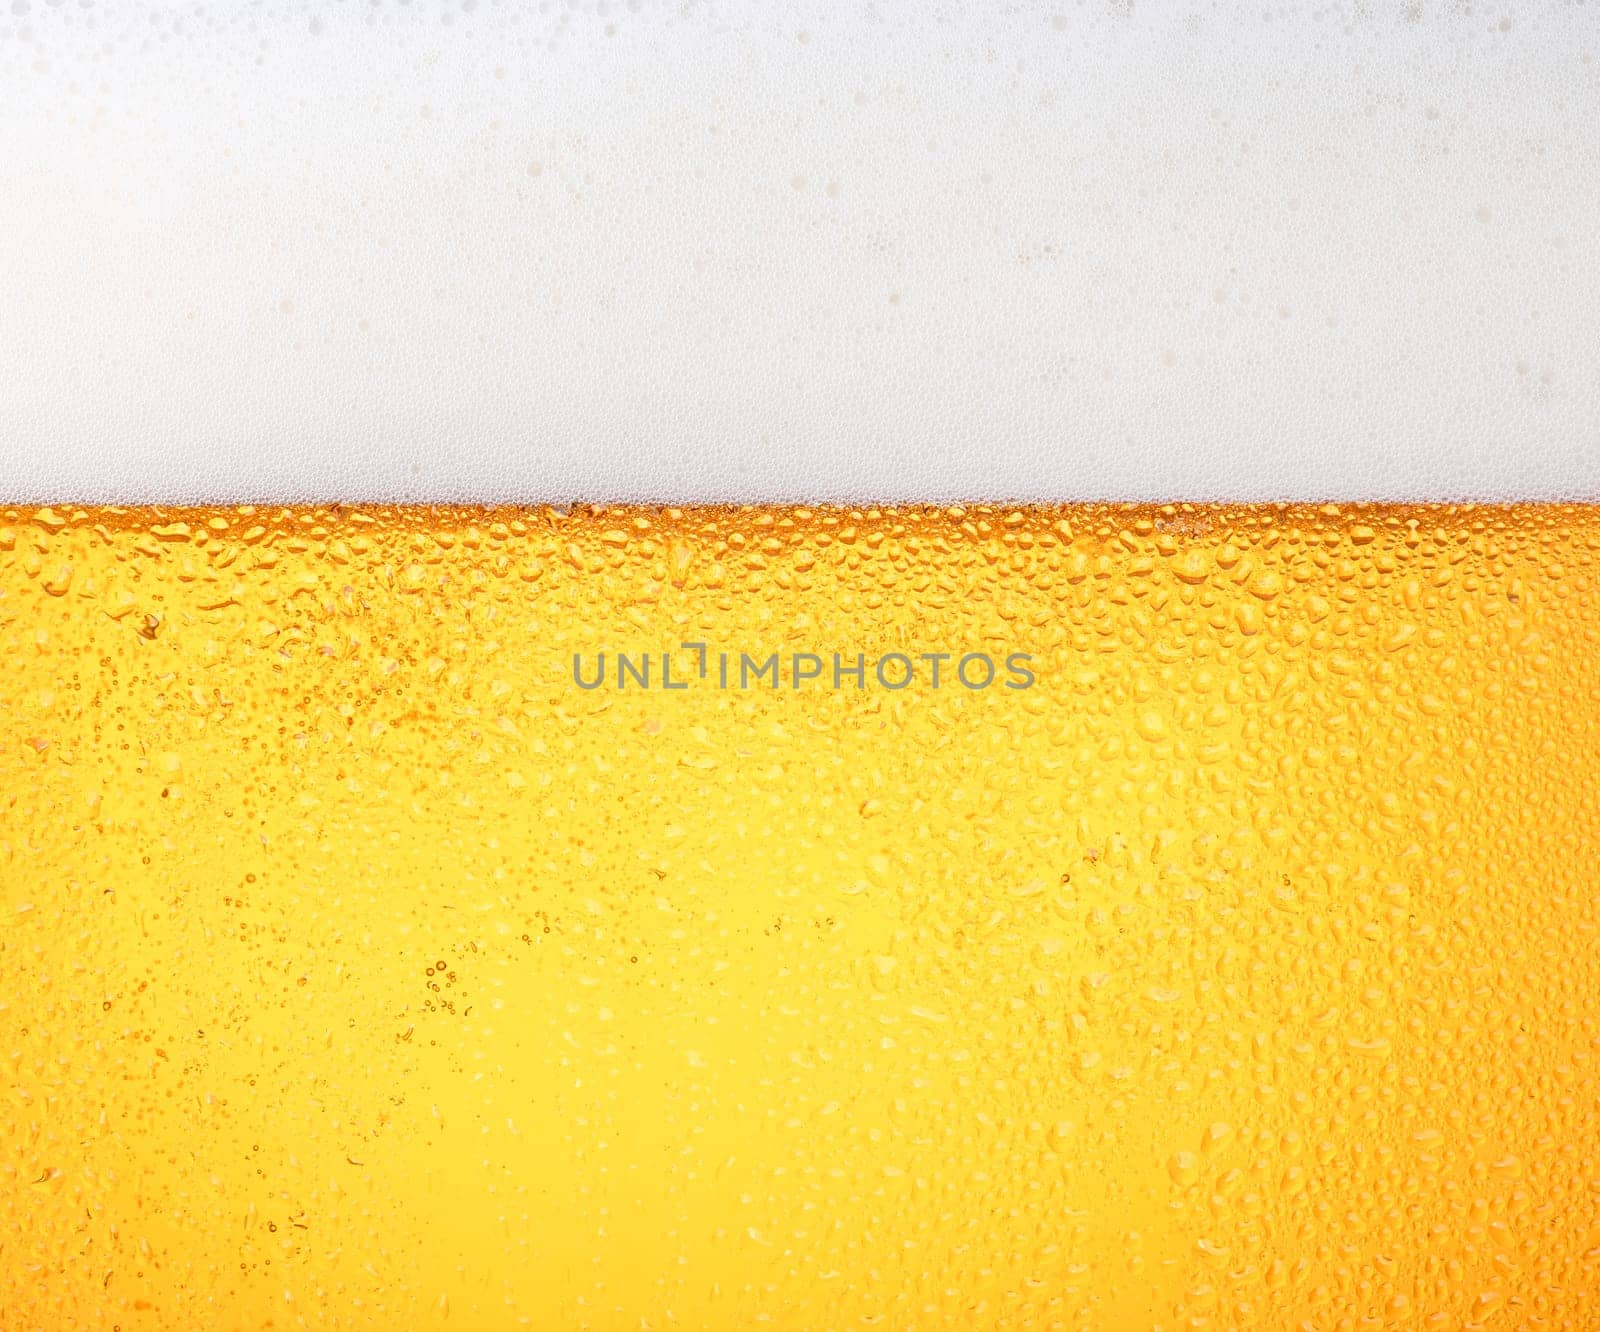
1,1,1597,503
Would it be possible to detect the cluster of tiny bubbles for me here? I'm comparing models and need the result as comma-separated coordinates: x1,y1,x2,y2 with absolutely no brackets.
2,3,1598,503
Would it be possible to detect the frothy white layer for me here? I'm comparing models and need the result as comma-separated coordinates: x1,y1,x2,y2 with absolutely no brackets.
2,1,1597,501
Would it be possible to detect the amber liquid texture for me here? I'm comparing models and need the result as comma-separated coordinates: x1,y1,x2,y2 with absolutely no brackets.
4,503,1599,1331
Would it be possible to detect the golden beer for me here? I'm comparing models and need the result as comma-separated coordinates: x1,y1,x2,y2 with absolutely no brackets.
4,503,1598,1330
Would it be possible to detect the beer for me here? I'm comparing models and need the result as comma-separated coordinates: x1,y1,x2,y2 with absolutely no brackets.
4,503,1598,1329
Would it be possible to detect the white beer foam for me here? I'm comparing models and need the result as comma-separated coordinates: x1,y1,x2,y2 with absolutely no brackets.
1,1,1596,503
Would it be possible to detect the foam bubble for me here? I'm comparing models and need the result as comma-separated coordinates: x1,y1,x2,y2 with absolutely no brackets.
0,1,1596,501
